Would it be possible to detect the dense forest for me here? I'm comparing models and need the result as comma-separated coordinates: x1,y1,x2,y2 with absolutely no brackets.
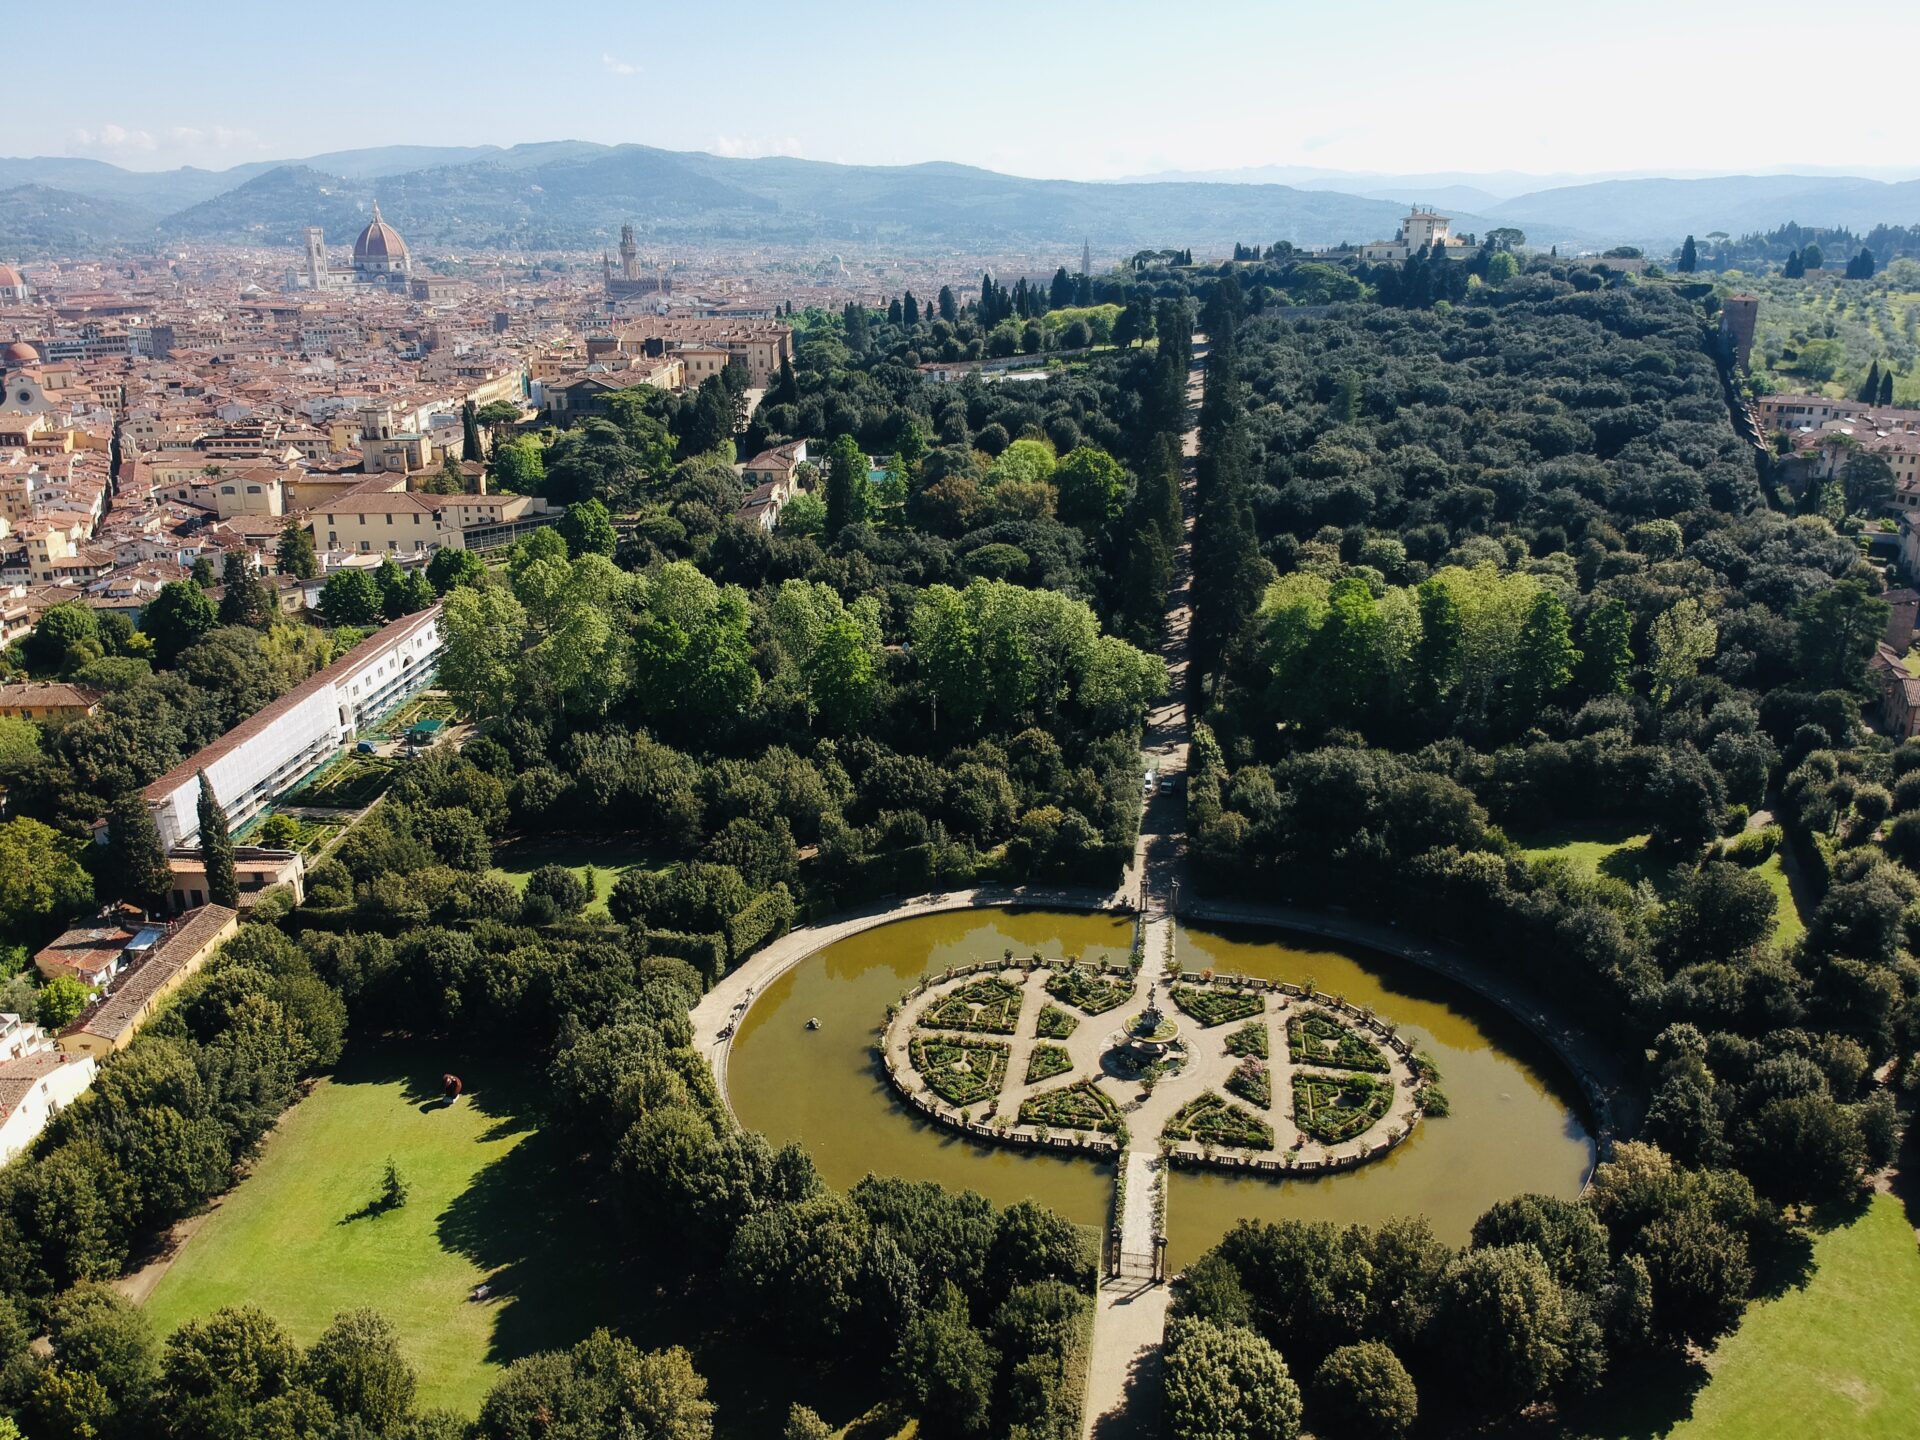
1168,266,1914,1434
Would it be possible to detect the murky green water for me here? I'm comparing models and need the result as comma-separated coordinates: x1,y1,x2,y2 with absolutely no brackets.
1168,923,1595,1263
726,910,1594,1266
729,909,1131,1225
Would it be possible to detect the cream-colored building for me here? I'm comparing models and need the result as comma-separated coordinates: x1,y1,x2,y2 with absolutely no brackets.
57,906,240,1059
311,488,459,554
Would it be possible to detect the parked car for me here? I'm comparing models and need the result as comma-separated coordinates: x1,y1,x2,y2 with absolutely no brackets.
355,741,377,754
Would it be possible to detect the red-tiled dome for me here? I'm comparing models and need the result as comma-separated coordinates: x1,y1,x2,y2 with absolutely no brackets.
2,340,38,364
0,264,23,288
353,203,407,262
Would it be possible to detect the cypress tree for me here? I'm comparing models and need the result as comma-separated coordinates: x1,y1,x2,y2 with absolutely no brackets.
937,285,956,322
904,290,919,326
1860,361,1882,403
1678,235,1698,273
108,789,173,914
824,433,868,535
769,352,797,407
196,771,238,909
461,400,482,462
1881,370,1896,406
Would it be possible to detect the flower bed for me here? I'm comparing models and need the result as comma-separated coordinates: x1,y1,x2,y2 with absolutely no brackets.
1225,1056,1271,1108
1036,1004,1079,1039
1163,1091,1273,1150
1169,985,1263,1028
1044,968,1132,1016
1292,1072,1392,1144
1224,1019,1269,1059
908,1035,1010,1107
1286,1010,1389,1072
919,977,1024,1034
1025,1043,1075,1084
1018,1079,1122,1133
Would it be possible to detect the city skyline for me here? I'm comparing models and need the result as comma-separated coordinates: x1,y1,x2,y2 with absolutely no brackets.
14,0,1920,181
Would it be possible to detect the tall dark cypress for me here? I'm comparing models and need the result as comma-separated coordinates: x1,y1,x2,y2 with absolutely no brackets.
109,789,173,914
1679,235,1698,273
196,770,239,909
1881,370,1896,406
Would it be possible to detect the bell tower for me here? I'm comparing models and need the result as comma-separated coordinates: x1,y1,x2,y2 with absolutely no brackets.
619,223,640,282
304,227,327,289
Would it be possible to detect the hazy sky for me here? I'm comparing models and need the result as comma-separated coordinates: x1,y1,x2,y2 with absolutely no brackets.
19,0,1920,180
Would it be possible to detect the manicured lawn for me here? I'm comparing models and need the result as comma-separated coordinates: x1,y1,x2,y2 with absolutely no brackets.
1514,819,1654,882
1517,821,1808,949
143,1050,642,1414
1667,1194,1920,1440
1753,852,1807,949
490,838,655,920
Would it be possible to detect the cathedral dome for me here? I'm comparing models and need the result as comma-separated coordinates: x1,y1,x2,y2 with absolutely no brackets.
0,264,22,288
353,204,408,265
2,340,38,365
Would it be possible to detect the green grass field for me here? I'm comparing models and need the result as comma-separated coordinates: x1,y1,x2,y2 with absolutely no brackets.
142,1050,641,1413
141,1044,904,1432
490,838,656,919
1668,1194,1920,1440
1515,823,1807,948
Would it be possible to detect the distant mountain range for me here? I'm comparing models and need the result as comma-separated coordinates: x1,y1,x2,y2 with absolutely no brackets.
2,141,1918,259
0,142,1518,258
1122,165,1920,246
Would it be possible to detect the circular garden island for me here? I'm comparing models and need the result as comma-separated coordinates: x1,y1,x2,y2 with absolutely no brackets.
882,953,1437,1174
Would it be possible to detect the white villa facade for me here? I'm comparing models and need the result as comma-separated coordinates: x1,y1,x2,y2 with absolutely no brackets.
143,603,443,848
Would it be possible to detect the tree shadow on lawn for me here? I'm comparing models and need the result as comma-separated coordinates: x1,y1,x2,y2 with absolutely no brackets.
1475,1347,1710,1440
1595,840,1689,898
426,1075,886,1437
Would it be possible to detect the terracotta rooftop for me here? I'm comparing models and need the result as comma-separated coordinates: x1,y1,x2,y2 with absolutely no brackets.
64,904,237,1045
0,681,103,710
33,923,135,981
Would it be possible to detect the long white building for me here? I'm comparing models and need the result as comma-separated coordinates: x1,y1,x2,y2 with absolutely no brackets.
143,603,442,849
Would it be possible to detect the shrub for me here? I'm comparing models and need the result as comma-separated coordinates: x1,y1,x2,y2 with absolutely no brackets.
1170,985,1263,1028
921,977,1024,1034
524,864,589,917
910,1036,1011,1107
1036,1004,1079,1039
1026,1044,1074,1084
1225,1020,1269,1058
1293,1073,1392,1144
1721,825,1781,867
1287,1011,1389,1072
1019,1080,1122,1133
1164,1091,1274,1149
1044,967,1131,1015
1311,1341,1418,1439
725,884,794,964
1225,1057,1271,1108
